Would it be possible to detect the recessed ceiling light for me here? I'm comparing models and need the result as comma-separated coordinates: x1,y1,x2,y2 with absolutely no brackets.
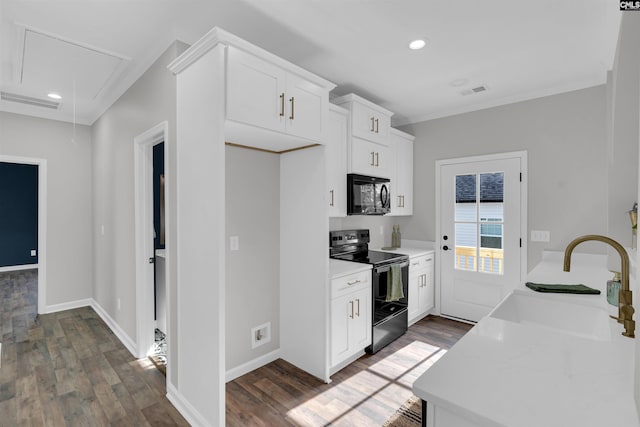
408,39,427,50
47,93,62,100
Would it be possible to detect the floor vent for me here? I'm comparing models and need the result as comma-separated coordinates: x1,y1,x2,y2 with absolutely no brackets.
0,91,61,109
460,85,489,96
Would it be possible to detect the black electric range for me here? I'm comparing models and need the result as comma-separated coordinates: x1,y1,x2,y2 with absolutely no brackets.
329,229,409,354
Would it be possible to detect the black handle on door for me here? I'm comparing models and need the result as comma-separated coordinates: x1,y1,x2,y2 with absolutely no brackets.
443,235,448,240
442,245,449,251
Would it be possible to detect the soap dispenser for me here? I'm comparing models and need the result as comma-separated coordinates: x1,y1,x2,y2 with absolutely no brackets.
607,271,621,307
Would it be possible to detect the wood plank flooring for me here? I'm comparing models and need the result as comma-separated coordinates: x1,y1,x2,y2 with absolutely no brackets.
226,315,472,426
0,269,188,426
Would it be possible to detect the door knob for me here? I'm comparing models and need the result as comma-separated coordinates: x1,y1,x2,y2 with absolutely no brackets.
443,235,448,240
442,245,449,251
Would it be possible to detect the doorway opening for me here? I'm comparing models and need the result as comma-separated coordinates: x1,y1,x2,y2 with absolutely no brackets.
0,156,47,314
134,122,170,380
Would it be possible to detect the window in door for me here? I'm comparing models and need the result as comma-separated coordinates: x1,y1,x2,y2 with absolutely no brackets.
454,172,504,275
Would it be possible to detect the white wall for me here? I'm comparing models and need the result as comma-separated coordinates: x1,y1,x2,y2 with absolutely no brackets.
91,41,187,387
397,86,609,270
225,146,280,370
0,112,93,307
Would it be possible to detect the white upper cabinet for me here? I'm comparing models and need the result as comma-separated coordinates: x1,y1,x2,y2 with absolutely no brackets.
327,104,348,217
389,128,414,216
350,136,391,178
333,93,394,178
334,93,393,146
226,47,328,146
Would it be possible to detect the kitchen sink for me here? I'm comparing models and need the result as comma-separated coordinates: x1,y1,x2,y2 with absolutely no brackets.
489,290,611,341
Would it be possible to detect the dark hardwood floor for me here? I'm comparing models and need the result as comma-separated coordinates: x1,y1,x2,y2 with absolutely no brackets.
0,269,188,426
226,315,472,426
0,268,471,426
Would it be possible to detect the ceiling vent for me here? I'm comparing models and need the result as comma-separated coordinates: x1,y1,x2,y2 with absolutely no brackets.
0,91,61,109
460,85,489,96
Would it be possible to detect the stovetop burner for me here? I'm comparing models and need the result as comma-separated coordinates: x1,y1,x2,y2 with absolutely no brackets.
329,229,408,266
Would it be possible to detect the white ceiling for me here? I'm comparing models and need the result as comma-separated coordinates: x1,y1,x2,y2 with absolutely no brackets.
0,0,622,126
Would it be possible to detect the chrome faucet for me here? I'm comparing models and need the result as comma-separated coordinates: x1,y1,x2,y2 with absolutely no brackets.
563,235,635,338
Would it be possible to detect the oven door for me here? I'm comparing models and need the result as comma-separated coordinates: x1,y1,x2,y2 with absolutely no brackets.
371,260,409,325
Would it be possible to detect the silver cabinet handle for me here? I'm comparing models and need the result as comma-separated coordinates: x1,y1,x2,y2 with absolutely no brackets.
347,279,361,286
279,93,285,117
349,300,354,319
356,298,360,317
370,151,375,166
289,96,295,120
375,152,379,167
330,190,334,207
411,262,420,266
375,118,379,133
370,117,375,132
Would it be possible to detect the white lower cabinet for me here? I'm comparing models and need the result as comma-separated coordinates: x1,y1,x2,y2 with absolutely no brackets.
408,252,435,325
330,270,372,369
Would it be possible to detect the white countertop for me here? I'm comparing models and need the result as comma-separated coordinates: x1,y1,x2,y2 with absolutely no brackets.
373,239,435,258
329,259,372,279
413,251,639,427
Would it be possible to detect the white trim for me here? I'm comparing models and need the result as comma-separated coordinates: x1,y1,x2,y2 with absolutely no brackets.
134,121,169,361
167,27,335,90
225,349,281,383
44,298,92,314
166,382,212,427
90,299,138,358
0,155,47,315
434,150,528,317
0,264,38,273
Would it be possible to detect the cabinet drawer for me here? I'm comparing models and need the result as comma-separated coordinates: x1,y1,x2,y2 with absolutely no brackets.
331,270,371,299
410,253,434,271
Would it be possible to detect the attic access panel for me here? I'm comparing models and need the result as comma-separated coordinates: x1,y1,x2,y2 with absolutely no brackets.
20,28,128,101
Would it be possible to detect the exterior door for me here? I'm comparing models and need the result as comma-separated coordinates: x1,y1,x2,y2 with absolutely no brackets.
439,154,524,322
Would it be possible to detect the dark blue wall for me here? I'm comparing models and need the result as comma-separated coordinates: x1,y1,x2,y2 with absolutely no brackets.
153,143,165,249
0,162,38,267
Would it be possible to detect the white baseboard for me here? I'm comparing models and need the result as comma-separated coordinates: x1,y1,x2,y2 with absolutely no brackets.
225,349,281,382
166,381,212,427
90,299,138,357
45,298,92,314
0,264,38,273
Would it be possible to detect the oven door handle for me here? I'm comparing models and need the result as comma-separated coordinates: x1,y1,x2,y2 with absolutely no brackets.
374,261,409,273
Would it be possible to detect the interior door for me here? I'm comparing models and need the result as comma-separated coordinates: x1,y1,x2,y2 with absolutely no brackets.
439,156,522,322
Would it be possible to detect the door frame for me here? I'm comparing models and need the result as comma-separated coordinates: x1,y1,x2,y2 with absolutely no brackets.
0,155,47,313
434,151,527,319
134,122,170,366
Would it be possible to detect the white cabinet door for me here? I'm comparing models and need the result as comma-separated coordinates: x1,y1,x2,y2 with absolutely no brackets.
350,287,371,351
389,129,414,216
424,255,435,311
226,47,286,134
352,101,390,145
285,73,325,142
226,46,326,144
351,137,390,178
327,106,348,217
408,261,422,321
408,253,435,325
331,293,352,366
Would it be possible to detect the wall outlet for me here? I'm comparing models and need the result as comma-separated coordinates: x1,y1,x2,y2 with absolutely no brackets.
30,250,37,257
531,230,550,242
230,235,240,251
251,322,271,349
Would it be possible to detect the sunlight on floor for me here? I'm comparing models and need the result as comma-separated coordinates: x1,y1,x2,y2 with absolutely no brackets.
286,340,448,426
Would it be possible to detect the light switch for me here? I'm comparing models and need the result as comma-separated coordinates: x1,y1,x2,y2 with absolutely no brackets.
531,230,550,242
230,236,240,251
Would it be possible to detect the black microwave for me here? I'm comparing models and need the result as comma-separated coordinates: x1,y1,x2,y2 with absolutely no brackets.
347,174,391,215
